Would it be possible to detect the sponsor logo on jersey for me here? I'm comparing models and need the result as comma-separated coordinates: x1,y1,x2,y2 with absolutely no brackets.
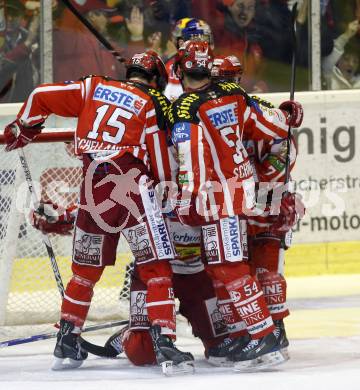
93,83,146,115
202,224,220,263
220,216,243,261
146,188,173,259
205,297,228,336
130,290,150,328
206,103,238,129
173,231,201,244
172,122,191,144
73,228,103,266
122,223,154,262
148,88,169,117
217,81,243,93
174,93,199,121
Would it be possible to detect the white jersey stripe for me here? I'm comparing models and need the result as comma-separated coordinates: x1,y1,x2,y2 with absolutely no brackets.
85,77,92,101
146,125,159,134
250,113,279,138
203,127,234,216
153,133,165,182
197,124,210,222
146,108,156,118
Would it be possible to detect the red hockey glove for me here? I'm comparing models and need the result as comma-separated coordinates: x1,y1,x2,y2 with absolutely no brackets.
4,119,43,152
270,192,305,233
279,100,303,128
29,203,76,236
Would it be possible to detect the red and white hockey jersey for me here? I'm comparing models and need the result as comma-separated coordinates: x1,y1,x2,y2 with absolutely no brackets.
17,76,174,183
167,81,291,224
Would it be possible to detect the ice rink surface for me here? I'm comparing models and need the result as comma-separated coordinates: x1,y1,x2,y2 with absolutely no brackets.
1,275,360,390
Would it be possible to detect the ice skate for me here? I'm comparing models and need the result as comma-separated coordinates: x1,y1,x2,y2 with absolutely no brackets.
150,325,195,376
52,320,88,370
274,319,290,361
206,335,250,367
232,332,285,372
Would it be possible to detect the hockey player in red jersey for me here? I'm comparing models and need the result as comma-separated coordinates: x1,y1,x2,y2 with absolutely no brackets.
3,51,194,371
167,41,304,370
31,199,243,369
164,18,214,102
210,54,305,360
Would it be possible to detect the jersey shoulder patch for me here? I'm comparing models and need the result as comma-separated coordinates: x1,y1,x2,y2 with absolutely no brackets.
250,95,275,109
167,91,203,128
214,81,252,105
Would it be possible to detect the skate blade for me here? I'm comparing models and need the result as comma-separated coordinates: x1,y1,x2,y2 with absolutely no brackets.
280,347,290,362
207,356,234,367
161,360,195,376
233,350,286,372
52,357,84,371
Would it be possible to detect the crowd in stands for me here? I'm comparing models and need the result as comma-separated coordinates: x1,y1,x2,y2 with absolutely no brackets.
1,0,359,103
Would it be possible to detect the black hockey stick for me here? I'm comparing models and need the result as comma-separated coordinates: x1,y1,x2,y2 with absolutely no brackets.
60,0,126,64
0,319,128,348
18,149,65,297
284,2,298,185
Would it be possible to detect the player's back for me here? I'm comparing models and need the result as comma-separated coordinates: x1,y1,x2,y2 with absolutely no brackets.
169,81,253,182
75,76,166,161
168,81,256,220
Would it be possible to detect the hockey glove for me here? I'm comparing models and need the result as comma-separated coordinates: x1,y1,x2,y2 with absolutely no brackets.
279,100,303,128
4,119,43,152
270,192,305,233
29,203,76,236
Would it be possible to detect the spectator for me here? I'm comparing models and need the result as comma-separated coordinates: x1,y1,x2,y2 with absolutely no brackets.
0,0,39,103
322,20,360,89
53,1,125,81
254,0,293,64
213,0,268,92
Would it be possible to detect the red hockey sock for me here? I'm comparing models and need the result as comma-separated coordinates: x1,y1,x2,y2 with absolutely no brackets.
257,272,289,320
61,263,104,330
137,261,176,337
225,275,275,339
250,237,289,320
212,278,247,337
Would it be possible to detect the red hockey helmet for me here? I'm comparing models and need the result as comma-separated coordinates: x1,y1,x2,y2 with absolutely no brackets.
211,55,243,83
175,40,214,78
126,50,168,91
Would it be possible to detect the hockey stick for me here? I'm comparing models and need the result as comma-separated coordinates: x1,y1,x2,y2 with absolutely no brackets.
18,148,65,297
60,0,126,64
283,2,298,185
0,319,128,348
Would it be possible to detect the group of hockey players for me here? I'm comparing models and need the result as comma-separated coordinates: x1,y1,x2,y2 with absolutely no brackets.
3,18,305,374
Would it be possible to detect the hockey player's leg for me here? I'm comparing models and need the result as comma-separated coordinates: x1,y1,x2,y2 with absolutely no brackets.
137,260,194,374
210,263,285,371
250,234,290,360
53,263,104,370
172,270,241,367
202,217,285,371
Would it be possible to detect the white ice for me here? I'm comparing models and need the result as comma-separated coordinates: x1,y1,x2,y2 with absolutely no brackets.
1,333,360,390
